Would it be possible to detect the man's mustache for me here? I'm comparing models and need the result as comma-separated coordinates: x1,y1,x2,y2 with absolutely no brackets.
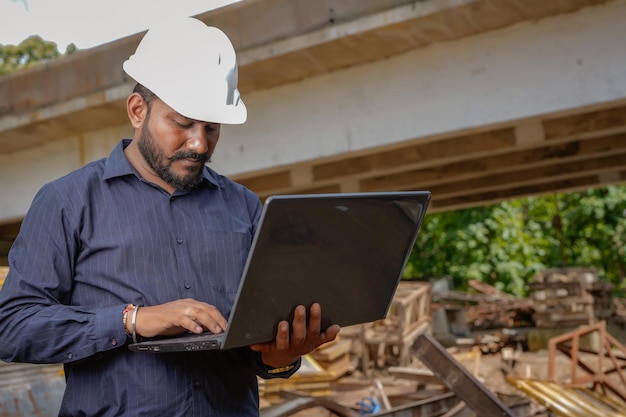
169,151,210,164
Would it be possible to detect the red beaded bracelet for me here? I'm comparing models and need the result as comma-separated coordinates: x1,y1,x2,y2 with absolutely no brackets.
122,304,135,336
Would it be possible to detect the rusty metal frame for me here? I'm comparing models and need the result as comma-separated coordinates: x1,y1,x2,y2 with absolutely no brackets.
548,320,626,402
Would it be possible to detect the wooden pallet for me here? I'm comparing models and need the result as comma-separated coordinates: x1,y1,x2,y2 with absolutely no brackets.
361,281,432,370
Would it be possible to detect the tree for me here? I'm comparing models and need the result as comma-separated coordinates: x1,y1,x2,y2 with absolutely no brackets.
404,184,626,296
0,35,77,76
548,186,626,285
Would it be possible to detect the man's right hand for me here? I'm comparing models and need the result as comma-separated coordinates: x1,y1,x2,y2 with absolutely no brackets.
126,299,228,338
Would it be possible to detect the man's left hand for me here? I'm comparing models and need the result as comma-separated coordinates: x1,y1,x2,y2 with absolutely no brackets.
249,303,340,369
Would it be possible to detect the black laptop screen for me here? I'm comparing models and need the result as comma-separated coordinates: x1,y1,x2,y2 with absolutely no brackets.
223,191,430,349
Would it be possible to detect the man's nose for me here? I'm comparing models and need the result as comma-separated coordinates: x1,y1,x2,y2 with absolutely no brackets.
186,126,209,154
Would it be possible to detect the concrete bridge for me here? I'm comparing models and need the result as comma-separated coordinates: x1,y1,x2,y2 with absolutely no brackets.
1,0,625,262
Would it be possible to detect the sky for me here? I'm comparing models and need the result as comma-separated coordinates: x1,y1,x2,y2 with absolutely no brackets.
0,0,241,51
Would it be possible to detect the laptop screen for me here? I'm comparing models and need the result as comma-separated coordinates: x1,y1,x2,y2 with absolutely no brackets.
222,191,430,349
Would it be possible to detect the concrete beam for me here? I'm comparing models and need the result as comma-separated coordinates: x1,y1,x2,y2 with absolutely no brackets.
0,0,607,153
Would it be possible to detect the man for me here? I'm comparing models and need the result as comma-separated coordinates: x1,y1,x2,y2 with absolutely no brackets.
0,17,340,417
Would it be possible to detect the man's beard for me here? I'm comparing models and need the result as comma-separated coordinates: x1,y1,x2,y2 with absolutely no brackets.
137,121,210,192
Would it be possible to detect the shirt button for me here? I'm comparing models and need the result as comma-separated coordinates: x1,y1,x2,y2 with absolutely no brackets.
111,338,118,346
194,380,201,388
67,352,73,360
176,238,183,244
184,283,191,289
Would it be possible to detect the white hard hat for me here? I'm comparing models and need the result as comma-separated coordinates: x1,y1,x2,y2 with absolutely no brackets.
123,17,247,124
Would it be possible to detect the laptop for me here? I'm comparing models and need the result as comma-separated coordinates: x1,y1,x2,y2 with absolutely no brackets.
129,191,431,353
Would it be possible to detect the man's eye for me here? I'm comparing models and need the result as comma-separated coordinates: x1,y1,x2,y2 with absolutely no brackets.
175,120,192,128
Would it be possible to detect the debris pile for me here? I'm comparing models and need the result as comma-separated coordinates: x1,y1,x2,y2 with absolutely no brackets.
529,267,615,328
431,279,534,336
259,268,626,416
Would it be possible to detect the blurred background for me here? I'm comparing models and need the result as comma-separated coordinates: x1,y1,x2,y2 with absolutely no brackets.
1,0,624,294
1,1,625,416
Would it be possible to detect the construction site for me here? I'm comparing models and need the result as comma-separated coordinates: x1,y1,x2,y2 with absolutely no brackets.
255,267,626,417
2,265,626,416
1,0,625,416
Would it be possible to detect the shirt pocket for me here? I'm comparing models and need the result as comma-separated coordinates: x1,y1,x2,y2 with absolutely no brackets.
200,230,251,297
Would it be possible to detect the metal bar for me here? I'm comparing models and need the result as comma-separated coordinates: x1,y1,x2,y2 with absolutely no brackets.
597,324,605,386
549,333,557,381
557,344,601,385
411,332,516,417
572,334,579,383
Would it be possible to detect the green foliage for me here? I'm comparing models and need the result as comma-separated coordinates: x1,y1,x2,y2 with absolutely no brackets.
404,184,626,296
0,35,77,76
65,43,78,55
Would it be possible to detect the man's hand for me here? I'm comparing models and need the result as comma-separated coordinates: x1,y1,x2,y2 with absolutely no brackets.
129,299,228,338
249,303,341,369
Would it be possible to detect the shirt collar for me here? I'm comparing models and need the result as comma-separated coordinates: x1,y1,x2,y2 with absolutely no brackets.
102,139,220,189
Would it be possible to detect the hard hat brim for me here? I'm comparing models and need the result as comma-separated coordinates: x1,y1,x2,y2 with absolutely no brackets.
122,18,248,125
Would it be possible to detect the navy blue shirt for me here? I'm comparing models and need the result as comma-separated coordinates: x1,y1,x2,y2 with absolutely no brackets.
0,140,296,416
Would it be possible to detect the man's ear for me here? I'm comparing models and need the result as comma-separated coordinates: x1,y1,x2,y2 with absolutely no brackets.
127,93,147,129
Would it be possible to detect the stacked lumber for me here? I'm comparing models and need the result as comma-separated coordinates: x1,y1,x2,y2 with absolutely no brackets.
529,267,614,328
309,338,355,377
258,337,356,400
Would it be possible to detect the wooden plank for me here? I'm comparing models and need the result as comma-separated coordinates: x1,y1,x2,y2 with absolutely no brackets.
360,135,626,191
315,353,353,378
312,128,516,181
0,266,7,288
235,170,292,193
387,366,442,385
310,338,352,362
543,105,626,140
430,174,605,210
